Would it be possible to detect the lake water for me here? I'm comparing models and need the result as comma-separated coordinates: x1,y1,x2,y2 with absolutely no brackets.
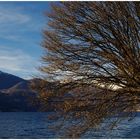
0,112,140,138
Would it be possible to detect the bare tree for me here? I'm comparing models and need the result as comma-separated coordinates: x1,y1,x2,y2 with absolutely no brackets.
38,2,140,138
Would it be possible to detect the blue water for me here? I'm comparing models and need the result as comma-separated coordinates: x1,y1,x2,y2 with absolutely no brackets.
0,112,140,138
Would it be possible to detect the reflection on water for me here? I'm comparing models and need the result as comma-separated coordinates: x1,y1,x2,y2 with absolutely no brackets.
0,112,140,138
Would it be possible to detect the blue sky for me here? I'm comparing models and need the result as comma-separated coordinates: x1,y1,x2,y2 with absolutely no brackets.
0,2,52,79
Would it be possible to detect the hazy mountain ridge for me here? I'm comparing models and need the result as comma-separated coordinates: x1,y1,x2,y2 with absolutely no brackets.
0,71,40,112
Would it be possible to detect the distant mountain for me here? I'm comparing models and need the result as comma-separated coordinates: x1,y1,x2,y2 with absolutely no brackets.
0,71,25,90
0,71,40,112
2,80,32,93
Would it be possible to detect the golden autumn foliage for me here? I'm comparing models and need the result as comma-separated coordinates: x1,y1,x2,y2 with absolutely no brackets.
36,2,140,138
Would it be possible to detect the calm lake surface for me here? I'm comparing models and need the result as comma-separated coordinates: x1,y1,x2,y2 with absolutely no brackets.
0,112,140,138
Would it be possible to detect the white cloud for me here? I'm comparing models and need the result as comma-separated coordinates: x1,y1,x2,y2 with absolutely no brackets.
0,46,41,79
0,7,30,25
0,4,43,79
0,6,32,42
0,34,24,42
0,4,45,43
